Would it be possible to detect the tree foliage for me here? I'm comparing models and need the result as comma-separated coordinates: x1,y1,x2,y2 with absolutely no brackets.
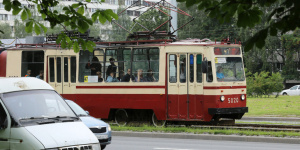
131,8,169,33
2,0,118,52
109,7,132,41
14,19,33,38
0,23,12,39
246,70,284,97
177,0,300,52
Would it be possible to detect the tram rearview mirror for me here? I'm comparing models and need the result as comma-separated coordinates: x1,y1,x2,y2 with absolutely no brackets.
202,58,208,73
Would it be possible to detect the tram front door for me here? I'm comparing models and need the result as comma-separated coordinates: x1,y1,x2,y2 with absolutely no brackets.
167,53,203,120
48,56,77,96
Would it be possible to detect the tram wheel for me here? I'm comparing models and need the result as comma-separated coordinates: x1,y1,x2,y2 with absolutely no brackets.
152,113,166,127
115,109,129,126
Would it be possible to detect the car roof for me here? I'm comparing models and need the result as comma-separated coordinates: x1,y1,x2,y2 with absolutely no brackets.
0,77,54,94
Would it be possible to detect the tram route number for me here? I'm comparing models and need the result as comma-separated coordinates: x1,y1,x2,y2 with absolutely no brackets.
228,97,239,103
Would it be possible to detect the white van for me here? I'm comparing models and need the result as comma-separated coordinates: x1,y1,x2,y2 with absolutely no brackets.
0,78,101,150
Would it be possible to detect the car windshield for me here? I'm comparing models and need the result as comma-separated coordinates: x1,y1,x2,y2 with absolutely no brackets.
215,57,245,82
2,90,76,121
66,100,88,116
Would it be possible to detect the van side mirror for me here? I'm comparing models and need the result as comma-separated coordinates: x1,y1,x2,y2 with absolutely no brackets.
202,58,208,73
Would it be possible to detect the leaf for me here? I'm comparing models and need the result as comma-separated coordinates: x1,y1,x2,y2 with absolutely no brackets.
38,23,48,33
105,9,118,20
12,7,22,15
98,13,107,24
41,13,46,19
21,9,27,20
4,2,11,11
72,3,80,9
73,41,79,53
34,23,41,35
78,6,84,15
25,21,33,33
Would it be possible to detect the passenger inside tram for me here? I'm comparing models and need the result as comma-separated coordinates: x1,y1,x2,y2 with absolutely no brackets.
106,58,117,78
122,68,135,82
96,71,103,82
85,57,102,75
106,72,119,82
135,69,145,82
145,69,156,82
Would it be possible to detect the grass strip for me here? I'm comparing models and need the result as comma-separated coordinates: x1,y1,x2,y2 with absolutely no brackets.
111,125,300,138
246,95,300,117
236,121,300,126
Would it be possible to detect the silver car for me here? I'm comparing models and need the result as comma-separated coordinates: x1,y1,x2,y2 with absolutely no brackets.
65,100,112,150
280,85,300,96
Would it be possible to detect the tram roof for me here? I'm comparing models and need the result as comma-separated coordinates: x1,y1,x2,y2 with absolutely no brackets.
8,38,241,50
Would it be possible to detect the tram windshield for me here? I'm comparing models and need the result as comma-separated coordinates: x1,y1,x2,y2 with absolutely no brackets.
215,57,245,82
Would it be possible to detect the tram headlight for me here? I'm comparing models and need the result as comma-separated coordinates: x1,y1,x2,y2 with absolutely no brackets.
241,94,245,101
220,95,225,102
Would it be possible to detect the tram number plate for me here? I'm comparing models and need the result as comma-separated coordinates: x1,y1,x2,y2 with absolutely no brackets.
96,135,108,139
228,97,239,103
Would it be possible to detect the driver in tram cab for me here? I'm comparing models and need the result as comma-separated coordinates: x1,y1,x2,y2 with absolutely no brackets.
216,66,225,80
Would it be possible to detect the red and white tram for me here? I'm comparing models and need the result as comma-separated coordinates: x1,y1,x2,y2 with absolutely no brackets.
0,38,247,126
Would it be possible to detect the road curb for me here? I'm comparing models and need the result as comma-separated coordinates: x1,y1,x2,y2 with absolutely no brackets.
240,117,300,122
112,131,300,144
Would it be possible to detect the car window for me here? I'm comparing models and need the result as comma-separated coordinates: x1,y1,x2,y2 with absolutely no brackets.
290,86,298,90
298,86,300,89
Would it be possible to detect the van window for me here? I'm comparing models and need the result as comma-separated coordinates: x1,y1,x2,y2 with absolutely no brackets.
0,101,7,125
2,90,76,123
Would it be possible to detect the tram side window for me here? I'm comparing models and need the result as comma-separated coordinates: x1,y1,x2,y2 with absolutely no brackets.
189,54,194,83
21,51,44,79
206,61,213,82
104,48,131,82
180,55,186,83
169,55,177,83
64,57,68,82
78,50,103,82
196,54,202,83
70,57,76,83
49,58,55,82
133,48,159,82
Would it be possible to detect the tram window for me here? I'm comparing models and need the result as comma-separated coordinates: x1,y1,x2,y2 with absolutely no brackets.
180,55,186,83
196,54,202,83
71,57,76,83
105,48,132,82
57,57,61,83
49,58,55,82
206,61,213,82
21,51,44,78
189,54,194,83
64,57,68,82
78,50,95,82
169,55,177,83
133,48,159,82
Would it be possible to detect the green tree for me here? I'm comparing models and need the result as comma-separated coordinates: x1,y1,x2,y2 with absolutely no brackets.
110,7,132,41
177,0,300,51
0,23,12,39
131,8,169,33
2,0,118,52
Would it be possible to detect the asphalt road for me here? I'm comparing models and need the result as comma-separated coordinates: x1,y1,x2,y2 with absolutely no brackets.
105,136,299,150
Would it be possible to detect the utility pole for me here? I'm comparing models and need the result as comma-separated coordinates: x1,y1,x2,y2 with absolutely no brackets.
170,0,178,37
